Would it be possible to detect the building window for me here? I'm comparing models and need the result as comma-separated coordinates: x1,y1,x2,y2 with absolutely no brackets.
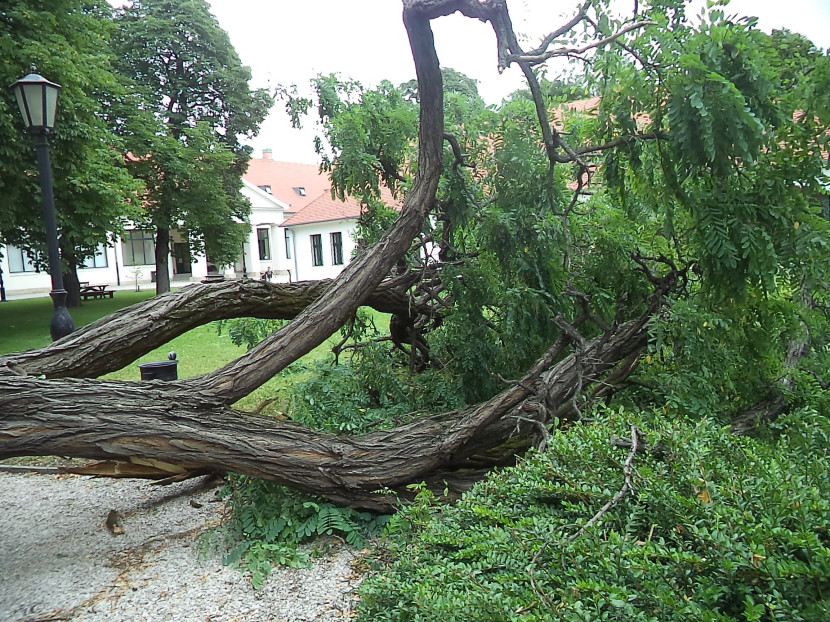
330,232,343,265
122,230,155,266
81,243,108,269
310,234,323,266
284,229,291,259
6,245,37,273
257,228,271,260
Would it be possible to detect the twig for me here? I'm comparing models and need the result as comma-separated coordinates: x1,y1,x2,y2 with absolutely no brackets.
512,415,551,451
509,21,656,65
494,372,538,395
564,424,640,544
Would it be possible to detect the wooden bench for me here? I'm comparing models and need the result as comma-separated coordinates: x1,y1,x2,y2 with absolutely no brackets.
80,284,115,300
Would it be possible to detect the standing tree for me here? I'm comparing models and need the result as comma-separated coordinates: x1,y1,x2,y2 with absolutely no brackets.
111,0,271,293
0,0,142,307
1,0,828,512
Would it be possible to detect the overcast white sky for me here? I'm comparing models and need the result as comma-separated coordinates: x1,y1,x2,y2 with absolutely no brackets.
195,1,830,162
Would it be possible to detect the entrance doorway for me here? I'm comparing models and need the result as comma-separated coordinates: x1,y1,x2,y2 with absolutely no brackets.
173,242,191,274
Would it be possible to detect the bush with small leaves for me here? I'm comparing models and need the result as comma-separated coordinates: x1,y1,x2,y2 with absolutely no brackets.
357,408,830,621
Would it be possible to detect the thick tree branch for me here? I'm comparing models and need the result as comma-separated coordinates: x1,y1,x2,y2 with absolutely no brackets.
0,309,655,511
0,277,427,380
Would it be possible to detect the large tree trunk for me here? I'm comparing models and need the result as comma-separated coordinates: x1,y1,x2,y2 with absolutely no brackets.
155,226,171,295
62,264,81,309
0,275,427,379
0,311,652,511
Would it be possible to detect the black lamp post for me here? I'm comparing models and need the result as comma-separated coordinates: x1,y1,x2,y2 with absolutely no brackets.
10,69,74,340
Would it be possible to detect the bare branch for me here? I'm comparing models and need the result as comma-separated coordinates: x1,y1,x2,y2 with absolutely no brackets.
573,131,669,158
521,0,593,58
564,425,640,544
509,21,656,65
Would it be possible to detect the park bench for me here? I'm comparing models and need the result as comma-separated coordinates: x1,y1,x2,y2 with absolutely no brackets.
79,282,115,300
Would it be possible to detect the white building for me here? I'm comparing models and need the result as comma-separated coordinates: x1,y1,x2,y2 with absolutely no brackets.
0,152,376,297
239,153,367,282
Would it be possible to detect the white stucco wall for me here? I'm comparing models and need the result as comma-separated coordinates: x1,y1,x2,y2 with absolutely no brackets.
1,242,127,295
233,180,291,281
1,181,360,296
286,219,357,282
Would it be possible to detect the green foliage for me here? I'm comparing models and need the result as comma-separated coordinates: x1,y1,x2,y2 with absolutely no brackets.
0,0,142,267
217,475,389,589
214,310,462,587
290,311,465,433
401,66,487,114
507,76,594,105
215,5,830,607
215,318,286,351
593,3,829,293
358,408,830,621
111,0,271,269
641,293,801,418
311,74,417,202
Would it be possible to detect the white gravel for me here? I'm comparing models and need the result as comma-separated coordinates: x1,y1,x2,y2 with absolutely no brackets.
0,471,364,622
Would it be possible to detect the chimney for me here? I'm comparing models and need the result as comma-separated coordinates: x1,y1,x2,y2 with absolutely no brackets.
262,148,273,161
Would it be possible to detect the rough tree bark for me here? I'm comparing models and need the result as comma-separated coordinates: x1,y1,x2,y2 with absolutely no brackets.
0,275,428,380
0,1,666,509
0,308,655,511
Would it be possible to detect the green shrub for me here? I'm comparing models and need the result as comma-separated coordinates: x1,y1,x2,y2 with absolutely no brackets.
357,408,830,621
216,475,389,589
213,307,465,587
215,317,286,350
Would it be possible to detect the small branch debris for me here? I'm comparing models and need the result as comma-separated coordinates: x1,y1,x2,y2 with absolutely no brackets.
564,424,641,544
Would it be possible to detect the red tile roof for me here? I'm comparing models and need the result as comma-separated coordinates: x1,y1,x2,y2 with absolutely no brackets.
281,190,362,226
243,157,331,212
244,152,401,226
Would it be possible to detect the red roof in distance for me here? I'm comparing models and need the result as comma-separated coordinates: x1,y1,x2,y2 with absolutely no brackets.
243,150,400,226
244,155,331,212
282,190,362,226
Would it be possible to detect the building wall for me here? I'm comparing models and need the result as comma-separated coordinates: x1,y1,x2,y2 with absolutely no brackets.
1,185,359,296
1,234,171,297
287,219,357,282
1,242,125,295
232,181,291,281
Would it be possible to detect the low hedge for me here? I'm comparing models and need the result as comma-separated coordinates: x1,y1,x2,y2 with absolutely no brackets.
357,408,830,621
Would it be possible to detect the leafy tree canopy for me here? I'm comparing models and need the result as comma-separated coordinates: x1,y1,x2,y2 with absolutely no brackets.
0,0,141,269
111,0,271,286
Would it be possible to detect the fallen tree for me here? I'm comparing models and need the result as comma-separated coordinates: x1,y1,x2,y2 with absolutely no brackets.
0,297,662,511
2,1,824,510
0,275,429,379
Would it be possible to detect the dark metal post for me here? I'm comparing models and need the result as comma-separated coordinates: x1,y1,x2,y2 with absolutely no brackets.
0,265,6,302
241,241,248,278
33,130,74,340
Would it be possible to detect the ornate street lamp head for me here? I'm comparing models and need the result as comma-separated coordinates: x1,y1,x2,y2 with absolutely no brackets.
10,67,61,133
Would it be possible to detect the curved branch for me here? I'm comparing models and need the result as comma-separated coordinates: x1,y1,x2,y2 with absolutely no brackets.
0,311,653,511
0,277,427,380
173,10,445,404
508,21,655,65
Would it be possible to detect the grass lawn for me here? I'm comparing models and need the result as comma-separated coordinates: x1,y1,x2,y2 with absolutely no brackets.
0,290,157,353
0,290,370,413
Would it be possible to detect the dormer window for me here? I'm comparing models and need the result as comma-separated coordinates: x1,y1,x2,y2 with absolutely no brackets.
258,185,272,194
293,187,306,196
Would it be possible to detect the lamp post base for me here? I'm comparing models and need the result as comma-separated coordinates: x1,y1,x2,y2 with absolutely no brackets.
49,289,75,341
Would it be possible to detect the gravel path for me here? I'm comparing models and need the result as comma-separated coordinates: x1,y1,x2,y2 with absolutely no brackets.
0,471,363,622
